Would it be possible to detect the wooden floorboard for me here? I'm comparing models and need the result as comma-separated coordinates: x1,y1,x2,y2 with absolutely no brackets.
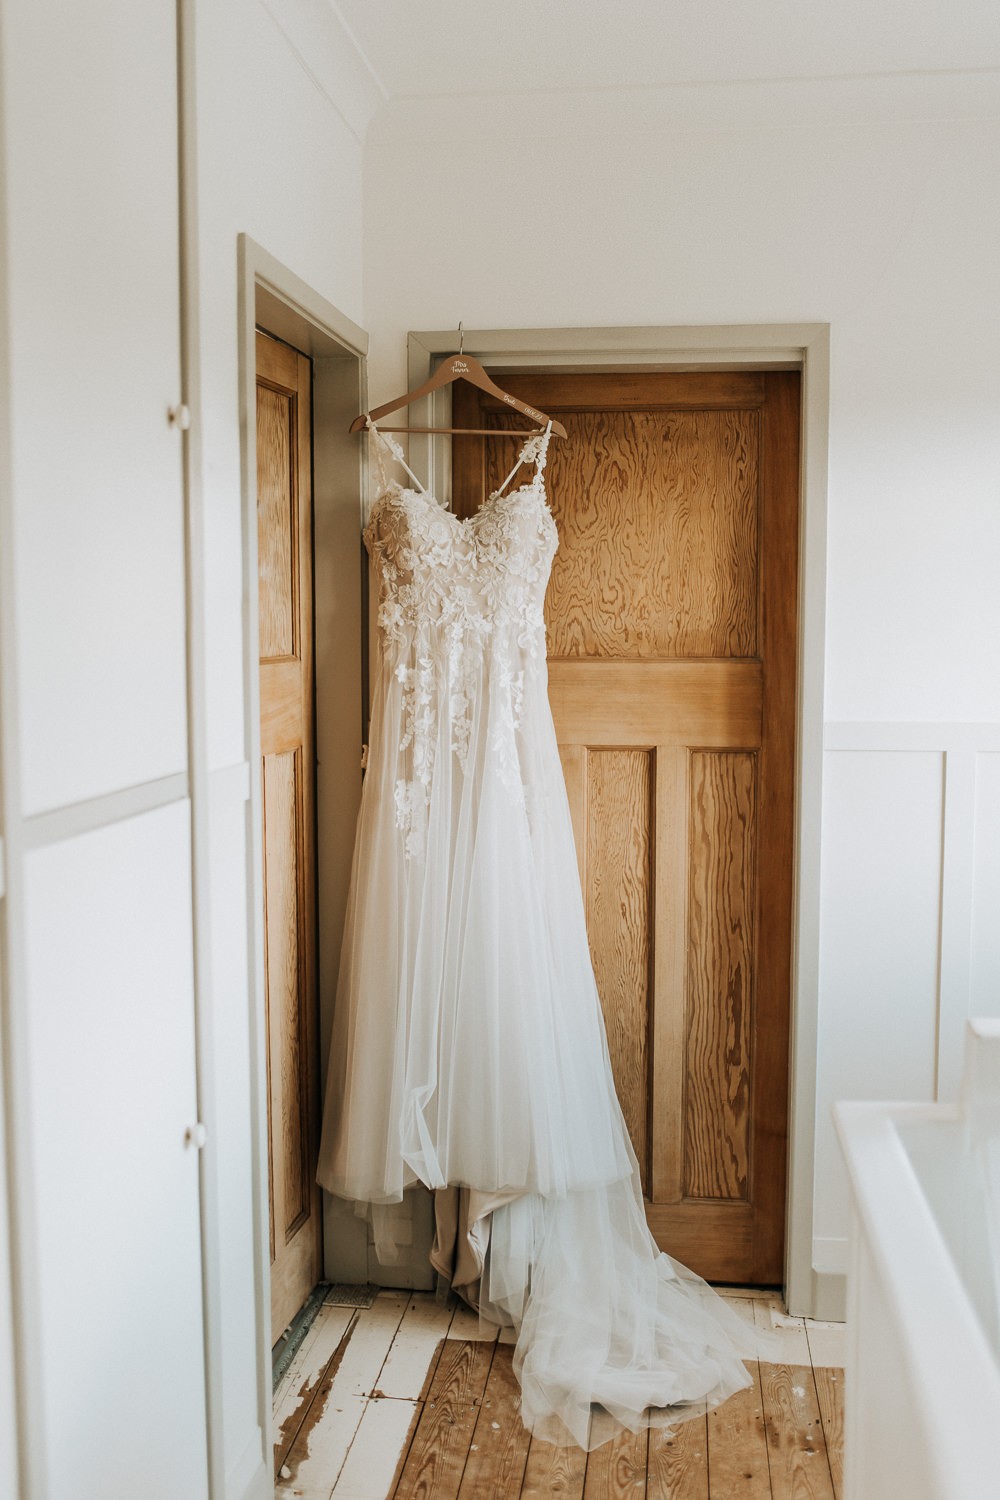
758,1362,834,1500
273,1304,356,1478
582,1413,649,1498
377,1293,456,1400
335,1396,422,1500
753,1299,836,1500
457,1344,531,1500
645,1408,709,1499
273,1289,847,1500
812,1367,844,1500
393,1337,496,1499
520,1433,588,1499
706,1359,772,1498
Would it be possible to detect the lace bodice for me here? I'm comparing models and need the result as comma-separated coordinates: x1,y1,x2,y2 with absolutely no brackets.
363,419,557,650
363,416,557,856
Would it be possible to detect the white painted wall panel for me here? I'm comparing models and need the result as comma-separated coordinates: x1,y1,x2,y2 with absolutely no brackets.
23,805,207,1500
971,752,1000,1018
206,770,260,1478
814,750,944,1252
3,0,188,815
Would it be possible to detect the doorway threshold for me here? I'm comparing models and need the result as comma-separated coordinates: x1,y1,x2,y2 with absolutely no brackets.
271,1282,382,1390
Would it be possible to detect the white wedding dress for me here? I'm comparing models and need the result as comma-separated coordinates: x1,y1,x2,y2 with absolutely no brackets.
316,416,760,1449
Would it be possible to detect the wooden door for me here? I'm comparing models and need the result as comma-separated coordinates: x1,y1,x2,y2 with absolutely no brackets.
453,372,799,1284
256,330,322,1336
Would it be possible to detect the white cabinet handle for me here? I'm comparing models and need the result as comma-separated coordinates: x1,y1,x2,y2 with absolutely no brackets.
168,404,192,431
184,1123,207,1149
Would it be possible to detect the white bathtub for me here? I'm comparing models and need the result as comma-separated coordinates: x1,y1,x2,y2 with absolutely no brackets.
835,1020,1000,1500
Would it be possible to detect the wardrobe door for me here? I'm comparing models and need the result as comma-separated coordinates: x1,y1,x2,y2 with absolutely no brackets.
454,372,799,1285
256,331,323,1338
4,1,209,1493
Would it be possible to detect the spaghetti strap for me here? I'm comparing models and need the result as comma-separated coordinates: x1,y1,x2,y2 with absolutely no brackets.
365,414,428,495
493,420,554,498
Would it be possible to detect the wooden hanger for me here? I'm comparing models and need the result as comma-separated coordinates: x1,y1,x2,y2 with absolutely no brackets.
349,324,567,438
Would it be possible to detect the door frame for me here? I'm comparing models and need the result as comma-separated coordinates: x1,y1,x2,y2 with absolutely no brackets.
236,236,369,1482
406,323,831,1319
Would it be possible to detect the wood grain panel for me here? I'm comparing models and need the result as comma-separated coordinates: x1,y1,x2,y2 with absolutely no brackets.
264,749,308,1238
257,329,320,1337
557,743,587,891
684,752,757,1201
586,750,653,1188
260,659,305,753
548,660,762,748
649,748,689,1205
537,409,758,659
257,383,297,661
464,371,766,429
644,1202,753,1284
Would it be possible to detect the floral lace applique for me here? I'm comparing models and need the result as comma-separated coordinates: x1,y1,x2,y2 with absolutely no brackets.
363,424,557,860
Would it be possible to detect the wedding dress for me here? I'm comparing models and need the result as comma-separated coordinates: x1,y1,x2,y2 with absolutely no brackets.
316,415,761,1449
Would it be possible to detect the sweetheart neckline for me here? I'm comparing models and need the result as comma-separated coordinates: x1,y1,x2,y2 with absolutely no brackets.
373,477,548,529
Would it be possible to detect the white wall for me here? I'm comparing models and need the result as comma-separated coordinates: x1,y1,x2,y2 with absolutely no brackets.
362,85,1000,1297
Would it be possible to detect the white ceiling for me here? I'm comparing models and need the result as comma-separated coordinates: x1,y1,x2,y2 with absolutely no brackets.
333,0,1000,100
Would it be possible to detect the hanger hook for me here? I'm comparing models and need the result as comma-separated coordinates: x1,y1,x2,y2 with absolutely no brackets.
458,320,464,356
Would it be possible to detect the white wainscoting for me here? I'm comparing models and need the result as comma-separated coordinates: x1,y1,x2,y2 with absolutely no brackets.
815,721,1000,1298
206,761,264,1493
971,752,1000,1018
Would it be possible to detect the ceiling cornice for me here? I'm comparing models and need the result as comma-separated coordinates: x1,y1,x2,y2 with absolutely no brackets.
367,67,1000,146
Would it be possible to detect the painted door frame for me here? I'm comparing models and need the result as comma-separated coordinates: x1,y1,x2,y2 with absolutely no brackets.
237,235,369,1494
405,323,831,1320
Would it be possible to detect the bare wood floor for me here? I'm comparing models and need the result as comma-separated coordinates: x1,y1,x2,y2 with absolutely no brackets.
273,1288,845,1500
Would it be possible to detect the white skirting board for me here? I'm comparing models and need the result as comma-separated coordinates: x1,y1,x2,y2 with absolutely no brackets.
810,1268,847,1323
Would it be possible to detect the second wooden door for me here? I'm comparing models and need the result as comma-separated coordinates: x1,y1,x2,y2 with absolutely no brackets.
256,330,322,1337
453,371,799,1284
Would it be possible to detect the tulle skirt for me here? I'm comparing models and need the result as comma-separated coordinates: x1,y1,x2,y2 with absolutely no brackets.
317,645,764,1449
